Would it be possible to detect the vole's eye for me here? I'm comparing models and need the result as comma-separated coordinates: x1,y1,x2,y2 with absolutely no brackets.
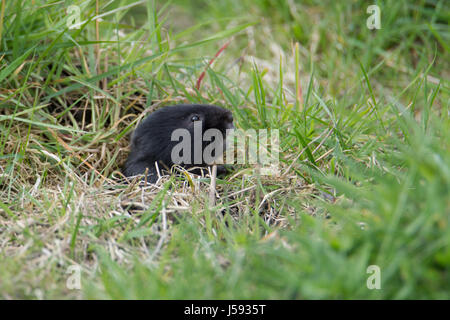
191,115,200,122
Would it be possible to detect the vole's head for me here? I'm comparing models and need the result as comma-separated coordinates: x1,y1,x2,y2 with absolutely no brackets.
160,104,234,134
129,104,234,168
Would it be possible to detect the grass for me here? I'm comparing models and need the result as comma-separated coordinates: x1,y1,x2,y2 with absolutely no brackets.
0,0,449,299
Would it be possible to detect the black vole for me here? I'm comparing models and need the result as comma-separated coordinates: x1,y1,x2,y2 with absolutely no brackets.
122,104,234,183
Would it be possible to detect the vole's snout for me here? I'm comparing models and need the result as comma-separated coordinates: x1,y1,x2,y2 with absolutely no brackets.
223,110,234,129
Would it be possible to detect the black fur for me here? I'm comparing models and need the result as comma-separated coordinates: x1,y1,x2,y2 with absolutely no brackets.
122,104,234,182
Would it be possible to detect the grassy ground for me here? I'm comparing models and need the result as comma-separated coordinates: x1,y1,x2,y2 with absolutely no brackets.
0,0,448,299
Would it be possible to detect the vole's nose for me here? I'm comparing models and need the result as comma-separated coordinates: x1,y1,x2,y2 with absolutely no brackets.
224,111,234,129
